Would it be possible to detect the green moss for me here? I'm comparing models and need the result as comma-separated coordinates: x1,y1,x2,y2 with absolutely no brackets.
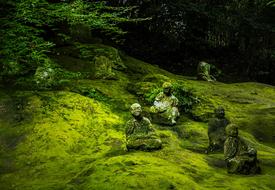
0,91,125,190
1,49,275,190
186,82,275,145
70,86,109,102
77,154,201,190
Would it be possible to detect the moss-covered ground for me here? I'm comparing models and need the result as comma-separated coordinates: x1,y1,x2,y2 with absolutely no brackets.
0,44,275,190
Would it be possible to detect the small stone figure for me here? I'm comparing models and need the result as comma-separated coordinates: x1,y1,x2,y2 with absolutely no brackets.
150,82,180,125
208,106,230,152
93,56,116,79
197,61,216,82
126,103,162,151
224,124,261,174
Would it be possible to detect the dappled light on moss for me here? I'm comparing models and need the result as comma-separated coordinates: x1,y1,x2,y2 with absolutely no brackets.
0,51,275,190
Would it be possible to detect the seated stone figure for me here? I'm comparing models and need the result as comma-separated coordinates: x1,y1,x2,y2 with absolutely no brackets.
150,82,180,125
197,61,216,82
208,107,230,152
224,124,261,174
93,56,116,79
126,103,162,151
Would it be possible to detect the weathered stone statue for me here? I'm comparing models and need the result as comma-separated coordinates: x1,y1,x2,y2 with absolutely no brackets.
126,103,162,151
150,82,180,125
197,61,216,82
208,107,229,152
93,56,116,79
224,124,261,174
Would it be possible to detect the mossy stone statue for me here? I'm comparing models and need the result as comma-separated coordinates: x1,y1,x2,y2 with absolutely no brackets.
197,61,216,82
126,103,162,151
150,82,180,125
208,106,230,152
224,124,261,174
94,56,116,79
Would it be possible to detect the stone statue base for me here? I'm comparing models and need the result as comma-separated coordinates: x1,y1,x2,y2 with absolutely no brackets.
150,112,176,126
150,105,179,126
227,156,261,174
126,137,162,151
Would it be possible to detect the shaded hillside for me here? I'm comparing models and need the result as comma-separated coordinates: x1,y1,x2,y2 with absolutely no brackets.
0,44,275,190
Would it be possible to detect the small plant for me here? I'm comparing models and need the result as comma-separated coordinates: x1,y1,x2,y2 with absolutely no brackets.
172,83,200,113
71,87,109,102
144,87,162,104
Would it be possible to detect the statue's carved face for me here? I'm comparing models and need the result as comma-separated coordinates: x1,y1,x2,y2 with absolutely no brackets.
163,87,172,95
215,107,225,119
229,127,238,137
130,103,142,117
226,124,238,137
162,82,172,95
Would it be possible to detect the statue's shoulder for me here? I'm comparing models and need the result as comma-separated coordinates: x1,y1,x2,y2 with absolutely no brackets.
156,92,164,99
142,117,151,124
171,94,178,100
126,118,136,126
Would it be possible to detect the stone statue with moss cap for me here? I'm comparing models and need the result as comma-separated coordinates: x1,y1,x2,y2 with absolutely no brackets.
126,103,162,151
150,82,180,125
224,124,261,174
208,106,230,152
197,61,216,82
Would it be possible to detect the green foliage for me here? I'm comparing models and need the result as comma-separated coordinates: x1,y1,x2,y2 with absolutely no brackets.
0,0,134,81
144,87,162,104
268,0,275,6
172,83,200,112
144,83,200,113
0,21,54,77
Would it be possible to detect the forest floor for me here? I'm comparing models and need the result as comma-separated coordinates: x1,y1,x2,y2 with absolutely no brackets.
0,44,275,190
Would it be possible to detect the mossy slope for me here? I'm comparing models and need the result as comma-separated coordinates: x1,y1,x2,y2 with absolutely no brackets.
0,45,275,190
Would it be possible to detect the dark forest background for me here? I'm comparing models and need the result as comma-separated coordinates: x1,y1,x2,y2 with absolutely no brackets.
113,0,275,84
1,0,275,85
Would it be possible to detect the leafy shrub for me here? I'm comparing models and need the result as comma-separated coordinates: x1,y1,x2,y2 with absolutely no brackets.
144,82,199,113
144,87,162,104
0,0,136,82
172,83,200,113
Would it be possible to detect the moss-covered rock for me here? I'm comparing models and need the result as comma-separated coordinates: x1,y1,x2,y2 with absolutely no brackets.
76,43,126,71
52,43,126,80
